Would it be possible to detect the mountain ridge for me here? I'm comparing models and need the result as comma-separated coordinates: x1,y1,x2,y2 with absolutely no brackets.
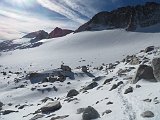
75,2,160,32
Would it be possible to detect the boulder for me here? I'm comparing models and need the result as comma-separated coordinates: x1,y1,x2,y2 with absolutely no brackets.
152,58,160,81
67,89,79,97
82,106,100,120
109,84,118,91
82,66,88,73
84,82,98,90
141,111,154,118
133,65,155,84
40,101,61,113
124,87,133,94
102,110,112,116
103,78,113,84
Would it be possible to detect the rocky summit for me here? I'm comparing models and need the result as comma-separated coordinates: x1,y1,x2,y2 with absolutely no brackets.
75,2,160,32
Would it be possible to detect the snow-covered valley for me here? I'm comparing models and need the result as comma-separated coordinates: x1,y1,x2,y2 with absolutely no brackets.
0,29,160,120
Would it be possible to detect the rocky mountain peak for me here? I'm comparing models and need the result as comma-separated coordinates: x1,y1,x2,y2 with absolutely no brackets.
75,2,160,32
48,27,74,39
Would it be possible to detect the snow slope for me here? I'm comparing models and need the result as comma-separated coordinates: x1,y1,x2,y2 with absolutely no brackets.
0,29,160,120
0,29,160,70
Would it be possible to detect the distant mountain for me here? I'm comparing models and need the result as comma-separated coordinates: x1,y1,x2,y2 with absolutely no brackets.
75,2,160,32
48,27,74,38
22,27,74,43
22,30,48,39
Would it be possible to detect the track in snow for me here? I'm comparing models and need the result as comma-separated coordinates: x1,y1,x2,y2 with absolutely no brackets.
118,81,137,120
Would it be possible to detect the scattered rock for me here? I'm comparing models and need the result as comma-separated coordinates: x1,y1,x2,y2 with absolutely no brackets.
109,84,117,91
40,101,61,113
18,105,28,109
2,110,18,115
41,97,54,103
50,115,69,120
82,66,88,73
67,89,79,97
93,76,105,82
102,110,112,116
141,111,154,118
82,106,100,120
143,99,152,102
103,78,113,84
84,82,98,90
136,85,141,88
30,114,44,120
106,101,113,105
117,81,123,86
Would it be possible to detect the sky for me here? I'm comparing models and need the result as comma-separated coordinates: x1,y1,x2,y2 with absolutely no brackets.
0,0,160,40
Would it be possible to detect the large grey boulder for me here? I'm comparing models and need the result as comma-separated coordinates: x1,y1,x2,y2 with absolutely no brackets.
82,106,100,120
40,101,61,113
152,58,160,81
133,65,156,84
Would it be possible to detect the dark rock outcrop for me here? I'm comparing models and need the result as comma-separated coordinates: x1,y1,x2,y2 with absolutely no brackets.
75,2,160,32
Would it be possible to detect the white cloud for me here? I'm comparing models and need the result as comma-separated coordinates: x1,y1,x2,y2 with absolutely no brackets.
37,0,88,24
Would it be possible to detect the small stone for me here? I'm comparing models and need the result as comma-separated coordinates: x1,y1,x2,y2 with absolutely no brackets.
141,111,154,118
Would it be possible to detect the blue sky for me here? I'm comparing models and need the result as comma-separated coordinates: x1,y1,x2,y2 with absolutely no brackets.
0,0,160,40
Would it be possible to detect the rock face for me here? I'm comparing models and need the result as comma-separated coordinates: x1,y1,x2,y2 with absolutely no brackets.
133,65,155,84
152,58,160,81
67,89,79,97
40,101,61,113
48,27,73,38
75,2,160,32
141,111,154,118
82,106,100,120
